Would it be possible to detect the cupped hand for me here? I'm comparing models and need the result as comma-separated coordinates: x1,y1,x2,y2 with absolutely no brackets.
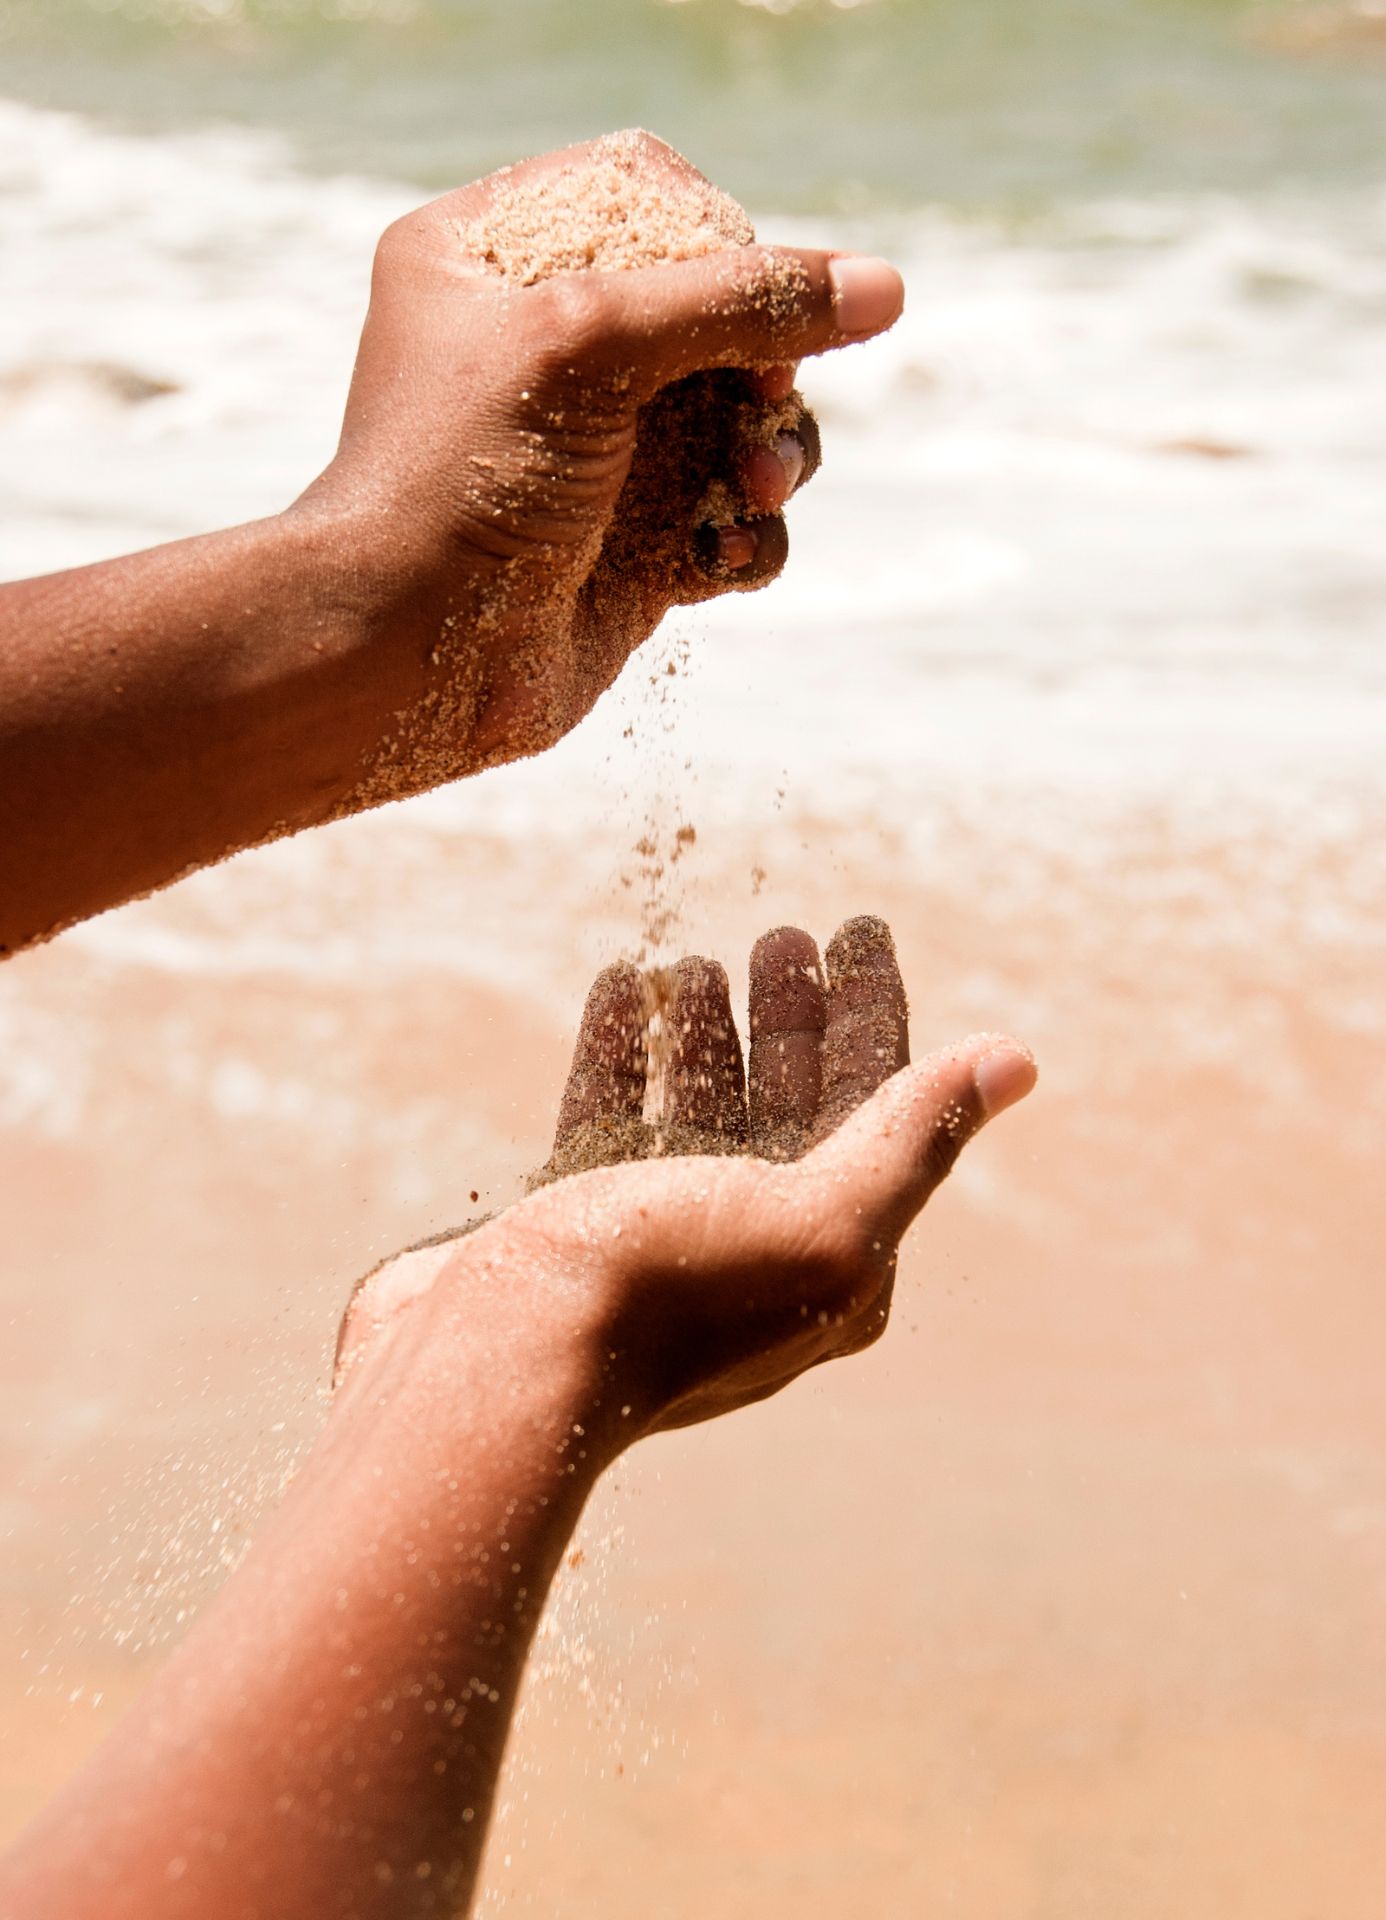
335,918,1034,1444
302,133,903,795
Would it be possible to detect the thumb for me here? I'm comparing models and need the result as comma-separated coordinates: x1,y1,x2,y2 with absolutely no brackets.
589,245,905,397
808,1033,1037,1243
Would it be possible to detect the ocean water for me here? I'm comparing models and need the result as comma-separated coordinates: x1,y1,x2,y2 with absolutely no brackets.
4,0,1386,208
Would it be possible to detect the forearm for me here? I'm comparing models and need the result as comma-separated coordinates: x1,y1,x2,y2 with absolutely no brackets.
0,501,441,954
0,1258,616,1920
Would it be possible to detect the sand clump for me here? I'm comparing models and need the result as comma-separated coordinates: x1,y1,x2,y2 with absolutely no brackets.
454,132,758,282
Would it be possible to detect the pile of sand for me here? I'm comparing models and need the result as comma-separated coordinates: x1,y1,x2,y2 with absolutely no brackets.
455,131,757,281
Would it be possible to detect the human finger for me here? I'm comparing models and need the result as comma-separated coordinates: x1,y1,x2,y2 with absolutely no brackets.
739,434,805,517
553,960,648,1146
747,926,826,1160
691,513,790,595
740,437,800,515
588,246,904,400
738,406,822,514
810,915,911,1145
661,955,749,1152
735,397,822,525
808,1034,1037,1245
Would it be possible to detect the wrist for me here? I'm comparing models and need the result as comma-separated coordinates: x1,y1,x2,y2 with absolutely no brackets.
284,476,495,803
288,453,483,659
284,479,425,644
329,1225,632,1485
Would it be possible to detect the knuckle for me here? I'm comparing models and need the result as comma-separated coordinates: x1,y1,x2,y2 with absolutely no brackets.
372,212,425,284
374,212,413,261
622,128,682,174
531,273,618,361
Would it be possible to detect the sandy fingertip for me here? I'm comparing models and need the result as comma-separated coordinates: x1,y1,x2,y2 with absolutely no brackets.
972,1043,1038,1119
827,254,905,336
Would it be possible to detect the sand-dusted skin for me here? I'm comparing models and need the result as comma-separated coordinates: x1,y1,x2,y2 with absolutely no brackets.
341,132,823,821
453,130,820,606
527,917,909,1186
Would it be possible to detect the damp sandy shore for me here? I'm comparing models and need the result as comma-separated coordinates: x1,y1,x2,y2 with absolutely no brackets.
1,781,1383,1920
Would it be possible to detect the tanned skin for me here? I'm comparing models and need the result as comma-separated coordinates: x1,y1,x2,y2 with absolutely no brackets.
0,922,1034,1919
0,133,901,956
0,133,1035,1920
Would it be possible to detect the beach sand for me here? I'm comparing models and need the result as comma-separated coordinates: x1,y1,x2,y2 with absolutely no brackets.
1,786,1382,1919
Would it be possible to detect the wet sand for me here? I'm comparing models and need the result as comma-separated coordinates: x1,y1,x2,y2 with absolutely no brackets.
1,784,1382,1917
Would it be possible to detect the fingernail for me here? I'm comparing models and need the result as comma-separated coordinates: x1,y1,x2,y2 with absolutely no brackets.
829,255,905,336
775,432,806,494
717,525,757,570
972,1043,1037,1119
